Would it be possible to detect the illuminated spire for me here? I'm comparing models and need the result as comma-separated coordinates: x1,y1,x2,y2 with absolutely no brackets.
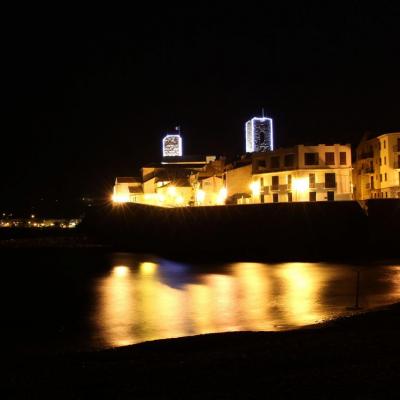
162,128,183,157
245,113,274,153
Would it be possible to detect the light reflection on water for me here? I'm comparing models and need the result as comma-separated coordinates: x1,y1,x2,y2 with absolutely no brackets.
93,255,400,348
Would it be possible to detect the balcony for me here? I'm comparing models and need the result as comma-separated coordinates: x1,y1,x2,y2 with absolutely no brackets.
271,184,280,191
394,161,400,169
324,182,337,189
393,144,400,152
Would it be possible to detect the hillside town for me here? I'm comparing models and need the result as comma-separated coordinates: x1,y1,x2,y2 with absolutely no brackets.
112,117,400,207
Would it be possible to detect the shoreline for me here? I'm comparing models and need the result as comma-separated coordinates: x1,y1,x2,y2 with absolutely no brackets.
8,302,400,398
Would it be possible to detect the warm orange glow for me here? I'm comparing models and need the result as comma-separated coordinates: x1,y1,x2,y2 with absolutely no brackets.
167,186,176,196
113,265,130,278
216,187,227,204
292,177,308,193
175,195,184,205
250,181,261,196
139,262,158,276
278,263,323,325
196,189,205,204
112,193,129,203
157,193,165,203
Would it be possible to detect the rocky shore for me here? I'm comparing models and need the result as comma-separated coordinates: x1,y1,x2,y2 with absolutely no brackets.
7,302,400,399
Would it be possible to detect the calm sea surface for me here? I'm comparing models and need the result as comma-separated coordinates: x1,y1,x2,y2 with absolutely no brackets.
4,251,400,354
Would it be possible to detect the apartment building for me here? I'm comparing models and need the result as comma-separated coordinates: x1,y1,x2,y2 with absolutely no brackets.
244,144,353,203
353,132,400,199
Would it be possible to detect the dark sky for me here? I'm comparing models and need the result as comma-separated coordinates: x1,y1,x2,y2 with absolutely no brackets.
2,3,399,207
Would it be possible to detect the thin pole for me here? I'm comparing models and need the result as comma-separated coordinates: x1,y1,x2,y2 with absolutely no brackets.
355,270,360,309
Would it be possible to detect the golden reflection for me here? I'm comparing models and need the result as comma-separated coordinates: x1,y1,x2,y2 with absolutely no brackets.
113,265,130,278
139,262,158,276
205,274,238,330
96,258,397,349
232,263,273,330
186,283,213,334
98,265,136,347
278,263,324,326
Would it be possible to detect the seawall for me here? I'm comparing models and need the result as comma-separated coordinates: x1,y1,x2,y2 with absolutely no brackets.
80,199,399,260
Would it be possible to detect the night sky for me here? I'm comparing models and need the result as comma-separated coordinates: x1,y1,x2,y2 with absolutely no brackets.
2,4,399,210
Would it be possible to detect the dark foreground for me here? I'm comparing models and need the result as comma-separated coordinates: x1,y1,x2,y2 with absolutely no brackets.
7,303,400,399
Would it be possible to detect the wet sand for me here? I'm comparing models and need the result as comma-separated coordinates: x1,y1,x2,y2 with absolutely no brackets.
6,302,400,399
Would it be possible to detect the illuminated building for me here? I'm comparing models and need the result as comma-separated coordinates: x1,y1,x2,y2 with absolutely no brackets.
245,115,273,153
162,128,183,157
112,177,143,203
353,132,400,199
226,144,353,204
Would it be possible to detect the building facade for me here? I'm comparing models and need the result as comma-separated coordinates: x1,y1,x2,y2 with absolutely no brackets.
112,177,143,203
353,132,400,199
224,144,353,204
245,116,273,153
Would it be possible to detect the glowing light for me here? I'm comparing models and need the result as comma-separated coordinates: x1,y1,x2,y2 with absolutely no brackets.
175,195,184,205
292,178,309,193
162,134,182,157
167,186,177,196
216,187,227,205
139,262,158,275
245,116,273,153
31,214,35,219
196,189,205,204
112,193,129,203
250,181,261,196
113,265,130,277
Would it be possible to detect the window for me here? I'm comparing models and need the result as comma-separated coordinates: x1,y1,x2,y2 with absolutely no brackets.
271,156,280,168
272,176,279,190
384,140,386,149
340,152,347,165
325,173,336,188
309,192,316,202
273,193,279,203
384,156,386,165
380,174,382,182
260,194,265,203
287,192,293,202
284,154,295,167
327,191,335,201
305,153,319,165
287,174,292,189
385,173,387,181
258,159,266,168
309,173,316,188
260,177,264,188
325,152,335,165
379,158,382,166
